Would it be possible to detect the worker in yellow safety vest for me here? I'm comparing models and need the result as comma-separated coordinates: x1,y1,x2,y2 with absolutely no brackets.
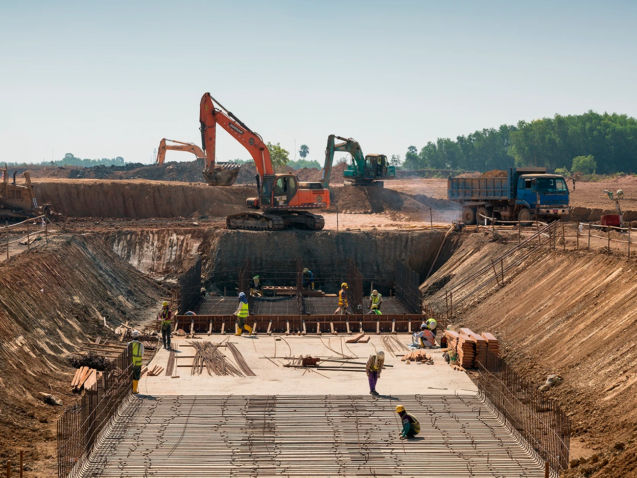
334,283,352,315
128,330,144,395
366,350,385,396
159,301,172,350
234,292,253,336
369,289,382,312
395,405,421,438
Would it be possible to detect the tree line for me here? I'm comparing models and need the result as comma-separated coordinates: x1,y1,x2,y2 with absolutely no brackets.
403,111,637,175
7,153,125,168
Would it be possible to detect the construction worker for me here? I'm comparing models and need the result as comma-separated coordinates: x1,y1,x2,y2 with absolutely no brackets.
128,330,144,395
366,350,385,396
395,405,421,438
303,268,315,290
234,292,253,336
251,275,262,296
367,304,382,315
334,283,352,315
413,323,436,348
160,301,172,350
369,289,382,311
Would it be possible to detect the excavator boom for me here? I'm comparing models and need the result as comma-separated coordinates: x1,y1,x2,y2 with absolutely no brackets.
155,139,204,165
199,93,272,185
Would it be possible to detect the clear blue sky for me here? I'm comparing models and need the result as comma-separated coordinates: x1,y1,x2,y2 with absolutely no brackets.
1,0,636,165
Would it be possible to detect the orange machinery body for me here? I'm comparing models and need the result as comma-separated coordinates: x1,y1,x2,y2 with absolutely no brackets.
199,93,330,230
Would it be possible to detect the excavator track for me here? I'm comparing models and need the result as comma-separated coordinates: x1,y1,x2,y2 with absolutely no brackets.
225,211,325,231
226,213,285,231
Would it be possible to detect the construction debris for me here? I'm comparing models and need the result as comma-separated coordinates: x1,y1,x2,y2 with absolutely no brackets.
70,366,102,393
146,365,164,376
189,341,248,376
400,350,434,364
67,352,111,371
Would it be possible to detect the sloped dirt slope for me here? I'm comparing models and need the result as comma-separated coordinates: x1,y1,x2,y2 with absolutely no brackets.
0,235,161,475
422,234,637,478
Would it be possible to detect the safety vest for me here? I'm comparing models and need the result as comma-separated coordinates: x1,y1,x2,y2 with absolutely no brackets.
161,309,171,326
238,302,249,318
338,289,348,307
131,341,143,367
404,413,421,433
369,356,382,371
371,294,382,305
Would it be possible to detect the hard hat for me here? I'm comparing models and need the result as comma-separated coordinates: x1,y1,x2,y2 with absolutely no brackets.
239,292,246,299
395,405,405,413
426,318,437,330
162,301,169,307
372,290,378,295
303,268,309,273
377,351,385,358
253,275,260,279
131,330,141,338
341,283,348,288
421,323,427,330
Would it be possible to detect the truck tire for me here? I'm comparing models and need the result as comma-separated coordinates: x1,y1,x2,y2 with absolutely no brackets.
518,208,532,227
462,207,476,225
476,206,492,225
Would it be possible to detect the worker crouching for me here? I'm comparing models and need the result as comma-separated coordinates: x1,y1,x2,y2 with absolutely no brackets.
413,322,436,348
234,292,253,336
395,405,420,439
128,330,144,395
366,350,385,396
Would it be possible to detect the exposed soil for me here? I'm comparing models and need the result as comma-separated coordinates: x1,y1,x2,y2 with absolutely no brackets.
0,235,161,476
422,232,637,478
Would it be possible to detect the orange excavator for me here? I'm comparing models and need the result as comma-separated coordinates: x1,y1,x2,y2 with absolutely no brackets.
155,139,204,165
156,138,240,185
200,93,330,230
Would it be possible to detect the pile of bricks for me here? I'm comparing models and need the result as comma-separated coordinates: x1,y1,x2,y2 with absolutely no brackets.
445,328,499,369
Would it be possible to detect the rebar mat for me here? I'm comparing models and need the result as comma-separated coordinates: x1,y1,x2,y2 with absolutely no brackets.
76,394,546,477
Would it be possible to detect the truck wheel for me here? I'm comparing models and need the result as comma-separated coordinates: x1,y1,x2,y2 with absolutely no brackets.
476,206,492,225
518,208,532,227
462,207,476,225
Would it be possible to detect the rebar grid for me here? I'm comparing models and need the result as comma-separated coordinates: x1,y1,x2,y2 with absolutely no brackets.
74,394,548,477
476,349,570,473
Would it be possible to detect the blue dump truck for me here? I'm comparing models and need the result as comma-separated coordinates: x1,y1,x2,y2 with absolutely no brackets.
448,167,570,225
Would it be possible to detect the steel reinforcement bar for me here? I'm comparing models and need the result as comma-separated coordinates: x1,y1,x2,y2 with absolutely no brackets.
174,314,425,335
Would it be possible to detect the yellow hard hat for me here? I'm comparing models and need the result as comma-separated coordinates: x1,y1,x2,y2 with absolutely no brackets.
341,283,348,288
162,301,169,307
395,405,405,413
372,290,378,295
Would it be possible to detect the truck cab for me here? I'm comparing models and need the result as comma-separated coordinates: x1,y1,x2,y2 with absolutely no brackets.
516,174,569,218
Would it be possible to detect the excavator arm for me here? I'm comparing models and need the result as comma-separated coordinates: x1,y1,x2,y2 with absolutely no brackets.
155,139,205,165
199,93,273,186
322,135,365,187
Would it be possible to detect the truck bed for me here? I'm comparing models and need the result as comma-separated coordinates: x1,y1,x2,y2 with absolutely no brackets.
448,177,510,201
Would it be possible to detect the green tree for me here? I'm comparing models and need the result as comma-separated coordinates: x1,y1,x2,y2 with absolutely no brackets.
571,155,596,174
299,144,309,160
404,146,419,169
267,142,290,169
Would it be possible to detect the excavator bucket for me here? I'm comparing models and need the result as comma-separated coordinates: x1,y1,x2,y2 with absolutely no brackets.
202,162,241,186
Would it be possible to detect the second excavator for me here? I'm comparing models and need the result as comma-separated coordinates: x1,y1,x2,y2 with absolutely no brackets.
199,93,330,231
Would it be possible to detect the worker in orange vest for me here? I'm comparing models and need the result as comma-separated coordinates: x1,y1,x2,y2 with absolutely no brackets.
334,283,352,315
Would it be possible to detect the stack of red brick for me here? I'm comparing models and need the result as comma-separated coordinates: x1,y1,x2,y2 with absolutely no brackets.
445,328,499,369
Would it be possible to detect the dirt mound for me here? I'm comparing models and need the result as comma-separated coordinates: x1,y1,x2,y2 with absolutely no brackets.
32,179,253,218
423,234,637,478
295,163,347,183
0,235,160,474
480,169,507,177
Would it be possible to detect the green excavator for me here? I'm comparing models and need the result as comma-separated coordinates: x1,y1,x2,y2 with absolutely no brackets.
321,135,396,187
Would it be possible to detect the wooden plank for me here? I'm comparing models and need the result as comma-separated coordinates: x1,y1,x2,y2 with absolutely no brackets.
346,333,364,343
317,322,321,335
220,321,226,335
251,322,257,336
346,320,351,334
267,320,272,335
207,319,213,336
358,335,370,343
376,320,380,335
392,319,396,334
302,319,306,335
330,322,335,334
286,320,290,335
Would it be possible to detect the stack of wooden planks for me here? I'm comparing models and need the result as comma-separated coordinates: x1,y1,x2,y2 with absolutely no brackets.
400,350,433,364
444,330,476,369
481,332,500,356
146,365,164,376
71,367,102,393
460,328,488,366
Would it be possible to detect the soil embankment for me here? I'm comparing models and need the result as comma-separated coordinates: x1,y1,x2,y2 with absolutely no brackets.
422,233,637,478
0,235,161,475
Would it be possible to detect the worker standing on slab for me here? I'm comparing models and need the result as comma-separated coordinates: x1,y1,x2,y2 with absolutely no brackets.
369,289,382,312
160,301,172,350
128,330,144,395
413,323,436,348
395,405,420,439
234,292,252,336
334,283,352,315
303,268,315,290
366,350,385,396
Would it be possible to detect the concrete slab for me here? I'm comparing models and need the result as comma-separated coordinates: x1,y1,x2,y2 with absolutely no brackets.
141,335,477,396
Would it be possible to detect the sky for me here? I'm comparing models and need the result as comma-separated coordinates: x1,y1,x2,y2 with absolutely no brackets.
1,0,636,165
